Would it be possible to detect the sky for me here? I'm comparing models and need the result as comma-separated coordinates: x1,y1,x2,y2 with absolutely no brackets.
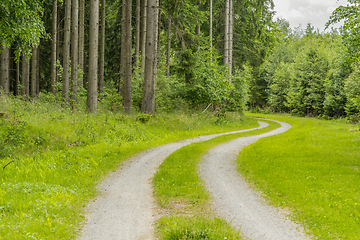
272,0,349,31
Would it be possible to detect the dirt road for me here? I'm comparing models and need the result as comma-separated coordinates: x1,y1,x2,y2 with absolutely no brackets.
78,122,269,240
199,120,311,240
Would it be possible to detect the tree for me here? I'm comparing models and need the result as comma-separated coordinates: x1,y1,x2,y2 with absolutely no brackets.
63,0,71,101
99,0,106,94
87,0,99,113
22,55,30,99
142,0,158,114
326,0,360,64
31,46,37,98
120,0,132,113
79,0,85,88
51,0,58,94
1,47,10,94
0,0,45,58
71,0,79,100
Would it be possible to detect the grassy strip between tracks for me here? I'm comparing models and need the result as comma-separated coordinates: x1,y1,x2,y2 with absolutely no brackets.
239,113,360,240
153,119,281,239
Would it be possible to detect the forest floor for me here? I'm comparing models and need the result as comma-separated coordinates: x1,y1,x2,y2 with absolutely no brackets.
78,120,310,240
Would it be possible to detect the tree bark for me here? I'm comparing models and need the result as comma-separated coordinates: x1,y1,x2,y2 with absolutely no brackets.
135,0,141,65
210,0,213,62
22,55,30,100
140,0,147,76
79,0,85,88
51,0,57,94
224,0,229,66
31,46,37,98
87,0,99,113
15,58,19,95
196,1,201,36
72,0,79,101
166,15,171,77
121,0,132,113
99,0,105,94
228,0,233,78
1,47,10,94
36,46,40,95
141,0,158,114
63,0,71,101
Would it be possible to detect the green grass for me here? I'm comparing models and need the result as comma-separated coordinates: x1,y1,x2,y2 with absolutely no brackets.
0,94,258,239
239,113,360,239
154,120,281,239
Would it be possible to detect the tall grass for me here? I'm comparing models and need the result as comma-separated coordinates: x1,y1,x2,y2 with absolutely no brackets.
0,94,257,239
239,113,360,239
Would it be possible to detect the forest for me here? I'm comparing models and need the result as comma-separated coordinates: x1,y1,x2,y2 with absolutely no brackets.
1,0,360,239
1,0,359,121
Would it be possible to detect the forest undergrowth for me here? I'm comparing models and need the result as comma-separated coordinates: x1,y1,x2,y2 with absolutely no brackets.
0,94,257,239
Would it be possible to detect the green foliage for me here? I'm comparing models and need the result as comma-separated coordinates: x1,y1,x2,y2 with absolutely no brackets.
344,61,360,121
242,113,360,239
0,0,46,58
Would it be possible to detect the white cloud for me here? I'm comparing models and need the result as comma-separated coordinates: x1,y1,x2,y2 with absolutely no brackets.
273,0,349,31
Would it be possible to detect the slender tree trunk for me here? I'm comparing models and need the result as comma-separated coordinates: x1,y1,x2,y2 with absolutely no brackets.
120,0,132,113
15,58,19,96
99,0,105,94
1,47,10,94
166,15,171,77
87,0,99,113
79,0,85,88
228,0,233,78
196,1,201,35
22,55,30,99
141,0,158,114
31,46,37,98
71,0,79,101
135,0,141,65
140,0,147,76
51,0,57,94
210,0,213,62
36,46,40,95
224,0,229,67
63,0,71,101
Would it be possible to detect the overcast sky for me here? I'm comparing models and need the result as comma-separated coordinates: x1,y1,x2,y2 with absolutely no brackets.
272,0,349,31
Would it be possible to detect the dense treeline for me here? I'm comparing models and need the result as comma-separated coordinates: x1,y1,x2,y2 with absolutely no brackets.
1,0,360,122
0,0,275,115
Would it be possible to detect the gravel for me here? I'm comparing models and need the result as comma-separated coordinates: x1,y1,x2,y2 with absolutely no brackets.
199,120,312,240
78,122,268,240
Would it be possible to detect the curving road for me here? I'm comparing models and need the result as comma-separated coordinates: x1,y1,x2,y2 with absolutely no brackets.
199,120,311,240
78,122,269,240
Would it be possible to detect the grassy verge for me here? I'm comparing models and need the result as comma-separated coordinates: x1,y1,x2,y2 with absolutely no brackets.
154,120,281,239
239,113,360,239
0,94,258,239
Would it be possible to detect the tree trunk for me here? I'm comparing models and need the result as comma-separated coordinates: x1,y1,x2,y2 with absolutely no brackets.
166,15,171,77
51,0,57,94
141,0,158,114
99,0,105,95
228,0,233,78
31,46,37,98
79,0,85,88
15,59,19,95
72,0,79,101
22,55,30,99
224,0,229,66
63,0,71,101
1,47,10,94
210,0,213,62
196,1,201,36
87,0,99,113
121,0,132,113
135,0,141,65
36,46,40,95
140,0,147,76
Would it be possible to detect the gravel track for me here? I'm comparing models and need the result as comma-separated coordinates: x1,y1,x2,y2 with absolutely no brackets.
78,122,268,240
199,120,311,240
